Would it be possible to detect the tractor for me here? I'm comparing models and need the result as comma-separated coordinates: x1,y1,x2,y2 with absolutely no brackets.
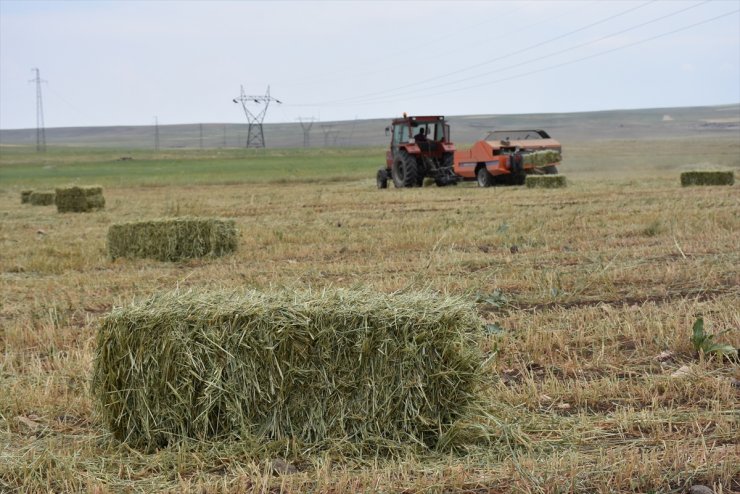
376,115,458,188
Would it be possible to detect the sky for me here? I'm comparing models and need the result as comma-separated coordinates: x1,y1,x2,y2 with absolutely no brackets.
1,0,739,129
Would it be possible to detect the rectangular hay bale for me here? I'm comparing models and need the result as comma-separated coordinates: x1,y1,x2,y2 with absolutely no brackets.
523,150,561,167
680,170,735,186
21,190,33,204
525,175,567,188
107,217,238,261
55,185,105,212
29,191,56,205
91,289,488,452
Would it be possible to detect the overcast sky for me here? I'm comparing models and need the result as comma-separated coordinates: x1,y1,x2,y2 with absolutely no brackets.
1,0,738,129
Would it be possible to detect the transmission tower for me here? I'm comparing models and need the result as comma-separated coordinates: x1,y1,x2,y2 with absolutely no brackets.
320,123,340,147
29,68,46,152
298,117,315,148
232,85,281,148
154,116,160,151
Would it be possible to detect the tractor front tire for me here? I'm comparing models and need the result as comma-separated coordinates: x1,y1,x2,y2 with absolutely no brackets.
392,151,419,188
377,169,389,189
477,166,494,187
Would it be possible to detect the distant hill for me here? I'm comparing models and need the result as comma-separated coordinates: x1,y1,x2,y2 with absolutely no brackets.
1,104,737,150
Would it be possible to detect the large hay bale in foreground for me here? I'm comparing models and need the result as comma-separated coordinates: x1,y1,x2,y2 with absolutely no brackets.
680,170,734,187
92,289,488,452
107,217,237,261
21,190,33,204
29,191,56,205
55,185,105,212
525,175,567,188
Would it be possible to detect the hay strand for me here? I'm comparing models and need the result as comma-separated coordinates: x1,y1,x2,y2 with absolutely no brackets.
107,217,238,261
91,288,491,453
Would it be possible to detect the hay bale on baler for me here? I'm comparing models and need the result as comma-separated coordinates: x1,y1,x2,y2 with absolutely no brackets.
525,175,567,188
107,217,237,261
55,186,105,212
29,191,56,205
91,288,490,452
680,171,734,187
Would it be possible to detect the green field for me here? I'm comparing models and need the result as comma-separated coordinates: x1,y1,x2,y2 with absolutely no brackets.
0,134,738,493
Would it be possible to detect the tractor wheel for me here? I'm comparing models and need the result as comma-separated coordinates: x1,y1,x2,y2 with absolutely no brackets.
477,166,494,187
544,165,558,175
392,150,419,188
376,169,389,189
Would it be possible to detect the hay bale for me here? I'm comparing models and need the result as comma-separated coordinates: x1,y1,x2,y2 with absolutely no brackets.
91,288,489,452
107,217,238,261
680,171,734,187
525,175,567,188
29,191,56,206
55,185,105,212
523,150,561,167
21,190,33,204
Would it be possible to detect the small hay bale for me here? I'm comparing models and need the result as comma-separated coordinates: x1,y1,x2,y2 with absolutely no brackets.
29,191,56,206
91,288,490,452
680,171,734,187
107,217,238,261
55,185,106,212
21,190,33,204
525,175,567,188
523,150,561,167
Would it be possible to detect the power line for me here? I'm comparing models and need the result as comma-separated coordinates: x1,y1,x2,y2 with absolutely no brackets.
334,0,713,106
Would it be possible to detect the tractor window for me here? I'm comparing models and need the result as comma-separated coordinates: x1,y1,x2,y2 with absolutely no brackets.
393,124,410,144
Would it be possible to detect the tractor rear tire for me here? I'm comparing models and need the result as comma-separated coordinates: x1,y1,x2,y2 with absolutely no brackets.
435,152,457,186
392,150,419,188
377,169,389,189
477,166,494,187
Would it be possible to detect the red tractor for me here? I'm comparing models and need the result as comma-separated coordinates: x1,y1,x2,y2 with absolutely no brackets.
376,115,458,188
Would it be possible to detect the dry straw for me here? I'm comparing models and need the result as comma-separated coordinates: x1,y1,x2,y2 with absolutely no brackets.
55,185,105,212
680,171,735,187
21,190,33,204
91,288,493,453
107,217,237,261
525,175,567,188
29,191,55,205
523,150,561,167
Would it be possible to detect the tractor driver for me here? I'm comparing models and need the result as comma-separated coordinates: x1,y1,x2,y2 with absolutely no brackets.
414,127,428,143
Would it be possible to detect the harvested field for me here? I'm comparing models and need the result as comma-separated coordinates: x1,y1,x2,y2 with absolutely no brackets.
0,143,738,493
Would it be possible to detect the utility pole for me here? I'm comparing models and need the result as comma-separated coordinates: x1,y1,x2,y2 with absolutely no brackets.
199,123,203,149
298,117,315,148
232,85,281,148
154,116,160,151
29,68,46,152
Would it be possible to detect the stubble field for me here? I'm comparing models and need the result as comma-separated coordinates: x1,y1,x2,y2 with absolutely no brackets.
0,142,738,493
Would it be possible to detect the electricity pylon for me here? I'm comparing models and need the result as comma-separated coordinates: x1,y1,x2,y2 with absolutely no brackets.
232,85,281,148
30,68,46,152
298,117,315,148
